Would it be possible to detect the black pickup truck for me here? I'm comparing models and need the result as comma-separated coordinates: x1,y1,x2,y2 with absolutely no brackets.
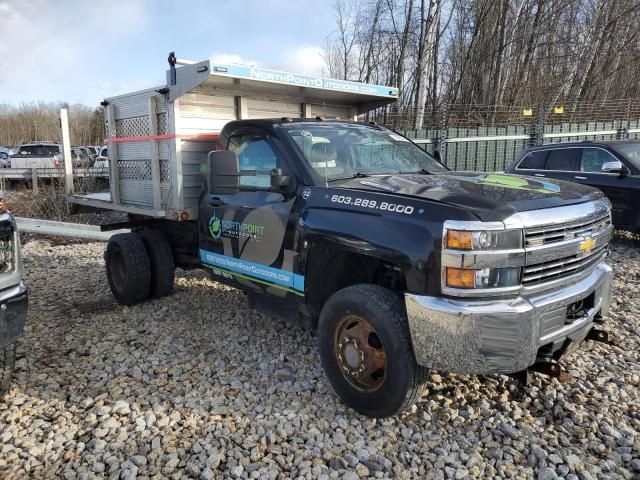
104,119,614,417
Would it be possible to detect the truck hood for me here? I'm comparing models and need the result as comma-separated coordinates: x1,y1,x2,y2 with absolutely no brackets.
338,172,603,221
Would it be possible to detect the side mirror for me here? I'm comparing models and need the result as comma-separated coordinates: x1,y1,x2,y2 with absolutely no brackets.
270,168,293,190
601,160,626,174
207,150,239,194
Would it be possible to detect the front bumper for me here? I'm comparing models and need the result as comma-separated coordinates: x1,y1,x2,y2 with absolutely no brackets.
405,262,612,375
0,281,28,349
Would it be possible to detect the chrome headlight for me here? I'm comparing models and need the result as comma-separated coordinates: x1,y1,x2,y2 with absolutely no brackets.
445,266,521,289
442,221,525,296
445,228,522,251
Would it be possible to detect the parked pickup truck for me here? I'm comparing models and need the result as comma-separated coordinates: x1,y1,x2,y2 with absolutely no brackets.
0,193,28,394
67,58,614,417
10,142,61,169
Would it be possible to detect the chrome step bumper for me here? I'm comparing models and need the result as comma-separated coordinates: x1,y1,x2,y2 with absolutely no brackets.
405,262,612,374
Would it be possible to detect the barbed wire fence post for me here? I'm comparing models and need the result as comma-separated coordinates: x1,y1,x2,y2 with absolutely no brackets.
530,103,544,147
618,99,632,140
436,102,449,168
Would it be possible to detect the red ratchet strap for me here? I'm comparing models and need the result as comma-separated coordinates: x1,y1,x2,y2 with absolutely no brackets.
105,133,219,143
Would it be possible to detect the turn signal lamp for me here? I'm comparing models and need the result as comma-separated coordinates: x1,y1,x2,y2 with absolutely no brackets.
446,268,475,288
446,230,472,250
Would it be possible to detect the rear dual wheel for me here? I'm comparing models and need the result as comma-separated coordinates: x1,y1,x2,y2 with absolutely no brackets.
105,231,175,305
139,230,175,299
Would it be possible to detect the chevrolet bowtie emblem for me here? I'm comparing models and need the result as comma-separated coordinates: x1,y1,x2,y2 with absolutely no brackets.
578,236,596,254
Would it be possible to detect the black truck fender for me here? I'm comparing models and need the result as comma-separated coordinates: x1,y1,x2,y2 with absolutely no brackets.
296,207,439,320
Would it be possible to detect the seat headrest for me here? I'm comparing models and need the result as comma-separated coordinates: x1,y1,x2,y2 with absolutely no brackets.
310,142,337,166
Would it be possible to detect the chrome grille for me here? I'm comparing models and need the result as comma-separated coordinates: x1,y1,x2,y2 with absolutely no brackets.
0,223,15,274
521,205,612,289
522,243,607,286
524,211,611,247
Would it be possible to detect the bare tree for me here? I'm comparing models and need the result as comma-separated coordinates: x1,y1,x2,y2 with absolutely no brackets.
323,0,640,129
0,103,104,147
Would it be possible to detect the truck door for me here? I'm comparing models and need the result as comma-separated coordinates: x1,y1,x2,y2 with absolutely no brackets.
198,129,304,299
573,147,631,226
542,147,581,183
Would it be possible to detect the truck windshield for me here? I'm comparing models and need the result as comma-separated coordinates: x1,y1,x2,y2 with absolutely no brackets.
613,142,640,169
281,123,447,181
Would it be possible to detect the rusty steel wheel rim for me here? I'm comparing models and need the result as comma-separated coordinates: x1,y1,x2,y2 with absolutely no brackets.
334,314,387,392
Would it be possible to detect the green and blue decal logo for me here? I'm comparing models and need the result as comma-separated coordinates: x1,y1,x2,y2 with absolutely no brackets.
209,214,222,239
208,213,266,241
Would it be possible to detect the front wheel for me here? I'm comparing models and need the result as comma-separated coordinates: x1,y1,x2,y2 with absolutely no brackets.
318,284,428,417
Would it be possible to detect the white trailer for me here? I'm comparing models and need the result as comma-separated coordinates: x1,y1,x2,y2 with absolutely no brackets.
66,55,398,220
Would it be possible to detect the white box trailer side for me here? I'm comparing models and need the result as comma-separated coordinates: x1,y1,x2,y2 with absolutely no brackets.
67,59,398,220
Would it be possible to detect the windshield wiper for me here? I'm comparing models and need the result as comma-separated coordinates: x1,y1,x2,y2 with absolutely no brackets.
401,168,431,174
327,172,370,182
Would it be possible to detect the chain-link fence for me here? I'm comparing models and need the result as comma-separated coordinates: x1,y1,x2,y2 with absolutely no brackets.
368,99,640,171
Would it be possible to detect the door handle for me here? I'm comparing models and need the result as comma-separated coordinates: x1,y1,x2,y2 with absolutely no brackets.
574,176,587,180
534,173,546,177
208,197,225,207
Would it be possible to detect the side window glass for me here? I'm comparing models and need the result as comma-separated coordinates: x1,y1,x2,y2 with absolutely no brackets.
580,148,617,172
518,151,547,169
228,135,278,188
545,148,580,171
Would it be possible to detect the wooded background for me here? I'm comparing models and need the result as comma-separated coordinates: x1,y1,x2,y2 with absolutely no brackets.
0,103,104,148
1,0,639,146
324,0,640,128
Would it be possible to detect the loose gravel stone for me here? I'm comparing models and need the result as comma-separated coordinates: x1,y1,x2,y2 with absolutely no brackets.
538,466,557,480
0,240,637,479
206,451,221,469
355,448,370,463
200,468,214,480
500,423,520,439
548,453,563,464
531,445,548,462
344,452,359,468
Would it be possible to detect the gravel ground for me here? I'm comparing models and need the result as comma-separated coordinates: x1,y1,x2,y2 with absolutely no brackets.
1,240,639,480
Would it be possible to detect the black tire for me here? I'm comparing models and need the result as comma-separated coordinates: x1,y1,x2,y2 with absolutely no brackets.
318,284,428,417
105,233,151,305
0,342,16,395
139,230,175,299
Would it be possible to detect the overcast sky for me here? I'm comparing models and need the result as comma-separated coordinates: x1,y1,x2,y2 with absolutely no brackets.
0,0,335,106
